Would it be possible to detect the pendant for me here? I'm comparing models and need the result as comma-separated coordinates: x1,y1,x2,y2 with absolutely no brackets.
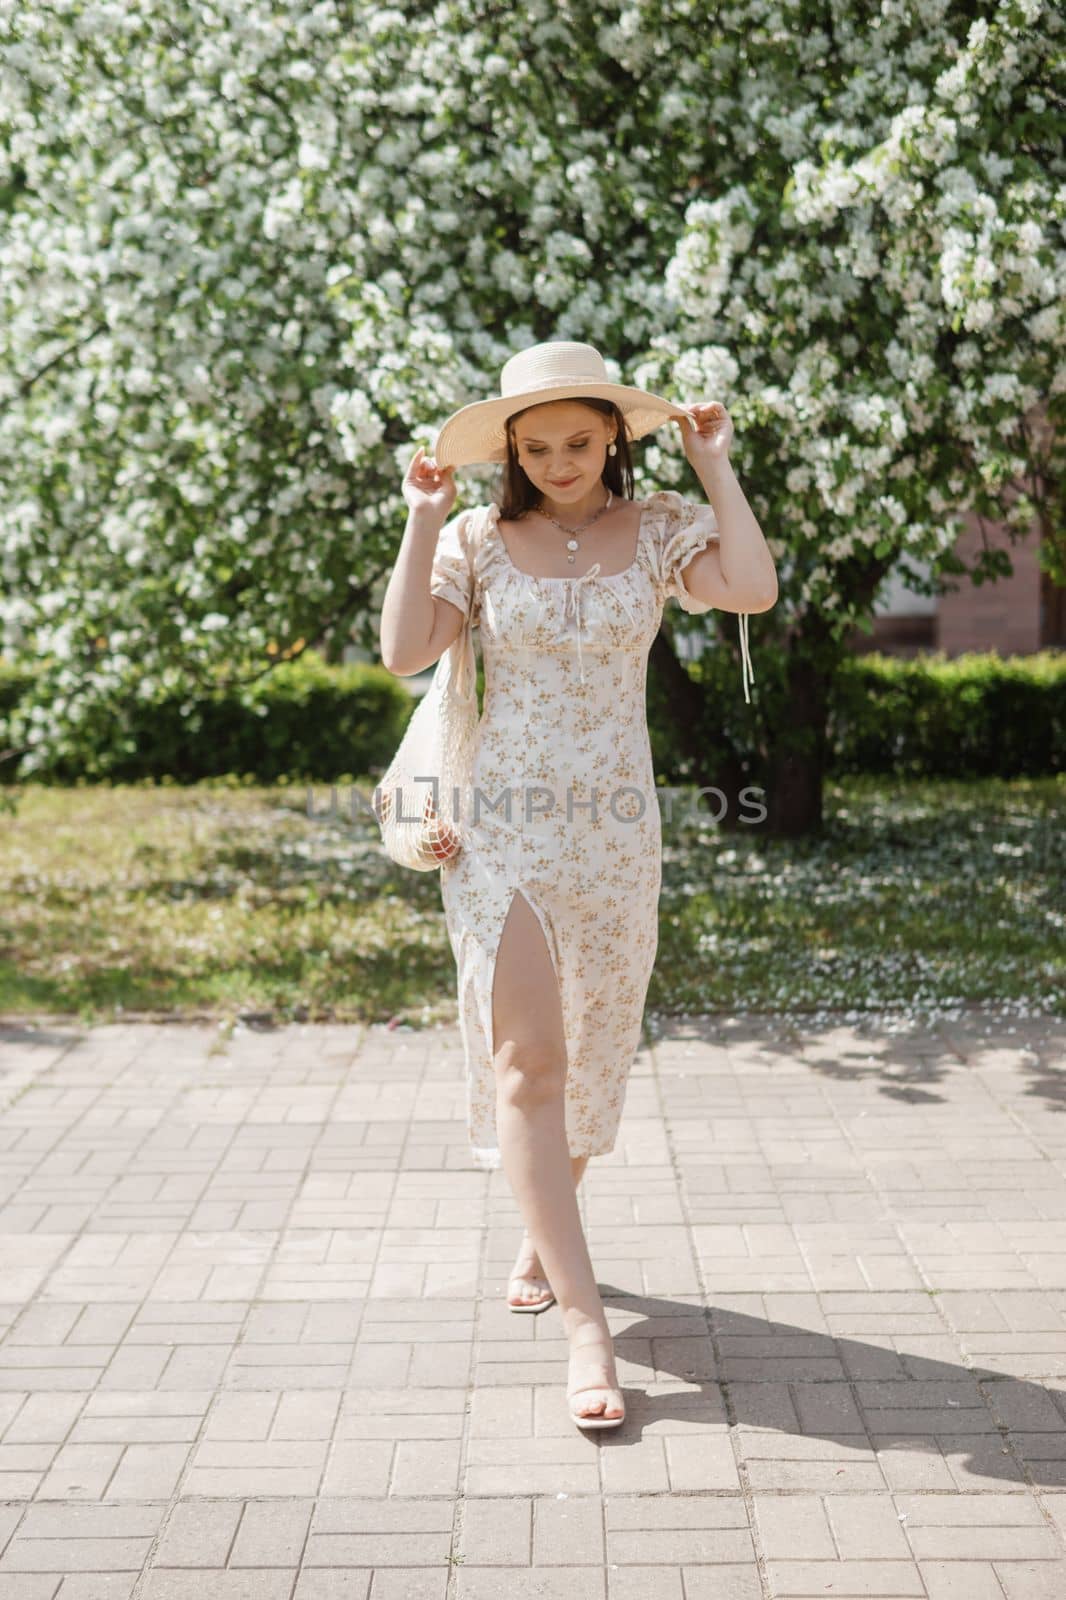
567,537,579,565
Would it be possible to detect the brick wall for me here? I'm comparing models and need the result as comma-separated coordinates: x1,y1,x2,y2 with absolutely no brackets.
936,507,1044,655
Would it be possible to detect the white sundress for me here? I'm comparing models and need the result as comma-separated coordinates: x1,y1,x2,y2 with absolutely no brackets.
428,489,754,1169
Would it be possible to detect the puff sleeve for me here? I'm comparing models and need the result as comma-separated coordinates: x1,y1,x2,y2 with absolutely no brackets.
650,489,756,706
429,509,477,624
657,491,721,614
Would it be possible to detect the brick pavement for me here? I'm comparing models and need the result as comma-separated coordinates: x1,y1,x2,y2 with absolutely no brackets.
0,1007,1063,1598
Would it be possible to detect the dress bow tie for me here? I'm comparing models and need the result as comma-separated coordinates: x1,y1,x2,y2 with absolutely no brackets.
562,563,602,688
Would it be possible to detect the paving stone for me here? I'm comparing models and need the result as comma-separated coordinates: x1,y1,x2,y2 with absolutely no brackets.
182,1439,326,1498
919,1562,1010,1600
532,1493,604,1566
995,1563,1066,1598
290,1575,373,1600
753,1493,835,1559
0,1012,1062,1594
679,1570,763,1600
907,1525,1061,1560
153,1501,241,1566
140,1577,295,1598
663,1432,740,1490
607,1569,684,1600
0,1574,62,1598
607,1525,753,1564
826,1493,913,1558
3,1398,84,1445
1,1536,152,1573
365,1575,447,1600
457,1572,605,1598
765,1556,925,1594
56,1578,137,1599
457,1496,530,1565
105,1444,190,1500
303,1529,451,1568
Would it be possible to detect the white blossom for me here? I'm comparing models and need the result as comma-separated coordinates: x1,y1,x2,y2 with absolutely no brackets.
0,0,1059,763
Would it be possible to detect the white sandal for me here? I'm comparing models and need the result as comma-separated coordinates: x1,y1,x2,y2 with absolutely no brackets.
507,1237,556,1314
507,1275,556,1314
567,1354,626,1430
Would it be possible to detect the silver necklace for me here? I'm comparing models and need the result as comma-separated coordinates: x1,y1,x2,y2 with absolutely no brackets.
537,490,614,564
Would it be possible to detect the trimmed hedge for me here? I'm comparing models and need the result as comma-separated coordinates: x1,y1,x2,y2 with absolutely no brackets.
0,653,413,785
1,646,1062,786
650,646,1065,784
827,650,1065,778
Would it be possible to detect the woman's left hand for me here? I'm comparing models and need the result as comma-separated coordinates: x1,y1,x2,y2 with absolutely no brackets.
677,401,734,468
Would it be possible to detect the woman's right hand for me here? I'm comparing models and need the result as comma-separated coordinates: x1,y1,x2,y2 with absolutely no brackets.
404,445,458,520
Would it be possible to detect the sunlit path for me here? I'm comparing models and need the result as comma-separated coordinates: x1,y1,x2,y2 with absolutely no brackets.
0,1010,1063,1595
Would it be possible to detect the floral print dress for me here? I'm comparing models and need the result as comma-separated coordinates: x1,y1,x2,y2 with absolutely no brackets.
428,489,753,1170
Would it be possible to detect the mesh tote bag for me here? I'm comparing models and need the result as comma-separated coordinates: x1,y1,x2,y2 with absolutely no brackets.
372,507,483,872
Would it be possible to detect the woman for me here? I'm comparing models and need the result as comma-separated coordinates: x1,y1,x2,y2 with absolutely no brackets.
379,341,777,1429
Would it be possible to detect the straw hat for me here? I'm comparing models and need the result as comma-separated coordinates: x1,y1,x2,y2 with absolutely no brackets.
433,340,696,469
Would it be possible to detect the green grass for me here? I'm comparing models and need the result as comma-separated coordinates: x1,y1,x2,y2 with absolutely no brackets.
656,774,1065,1020
0,775,1061,1029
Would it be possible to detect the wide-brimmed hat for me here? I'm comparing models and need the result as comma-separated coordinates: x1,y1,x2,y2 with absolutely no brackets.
433,340,696,468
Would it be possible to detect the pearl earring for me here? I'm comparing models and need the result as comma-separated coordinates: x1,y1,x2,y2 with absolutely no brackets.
607,440,617,457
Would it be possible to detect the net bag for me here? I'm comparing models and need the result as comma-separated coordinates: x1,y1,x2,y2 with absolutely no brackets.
372,513,482,872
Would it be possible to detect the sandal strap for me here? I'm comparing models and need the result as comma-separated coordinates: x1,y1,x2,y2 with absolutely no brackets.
567,1376,621,1397
567,1340,620,1396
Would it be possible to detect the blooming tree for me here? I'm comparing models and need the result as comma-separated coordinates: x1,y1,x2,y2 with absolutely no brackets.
1,0,1062,832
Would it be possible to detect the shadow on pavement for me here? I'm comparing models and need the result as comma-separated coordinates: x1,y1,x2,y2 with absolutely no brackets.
592,1288,1066,1486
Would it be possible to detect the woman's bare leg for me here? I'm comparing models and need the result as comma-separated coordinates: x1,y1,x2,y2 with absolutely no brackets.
508,1153,590,1305
492,891,622,1420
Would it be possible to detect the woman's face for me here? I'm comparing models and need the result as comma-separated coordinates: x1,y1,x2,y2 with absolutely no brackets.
511,402,614,499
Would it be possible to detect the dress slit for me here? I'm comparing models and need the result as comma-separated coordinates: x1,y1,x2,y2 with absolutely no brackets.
486,884,566,1073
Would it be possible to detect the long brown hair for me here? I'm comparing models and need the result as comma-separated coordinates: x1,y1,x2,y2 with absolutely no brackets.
494,398,636,520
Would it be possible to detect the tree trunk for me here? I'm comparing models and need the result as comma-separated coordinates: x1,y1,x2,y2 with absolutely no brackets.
649,628,705,752
654,558,890,837
761,625,833,837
